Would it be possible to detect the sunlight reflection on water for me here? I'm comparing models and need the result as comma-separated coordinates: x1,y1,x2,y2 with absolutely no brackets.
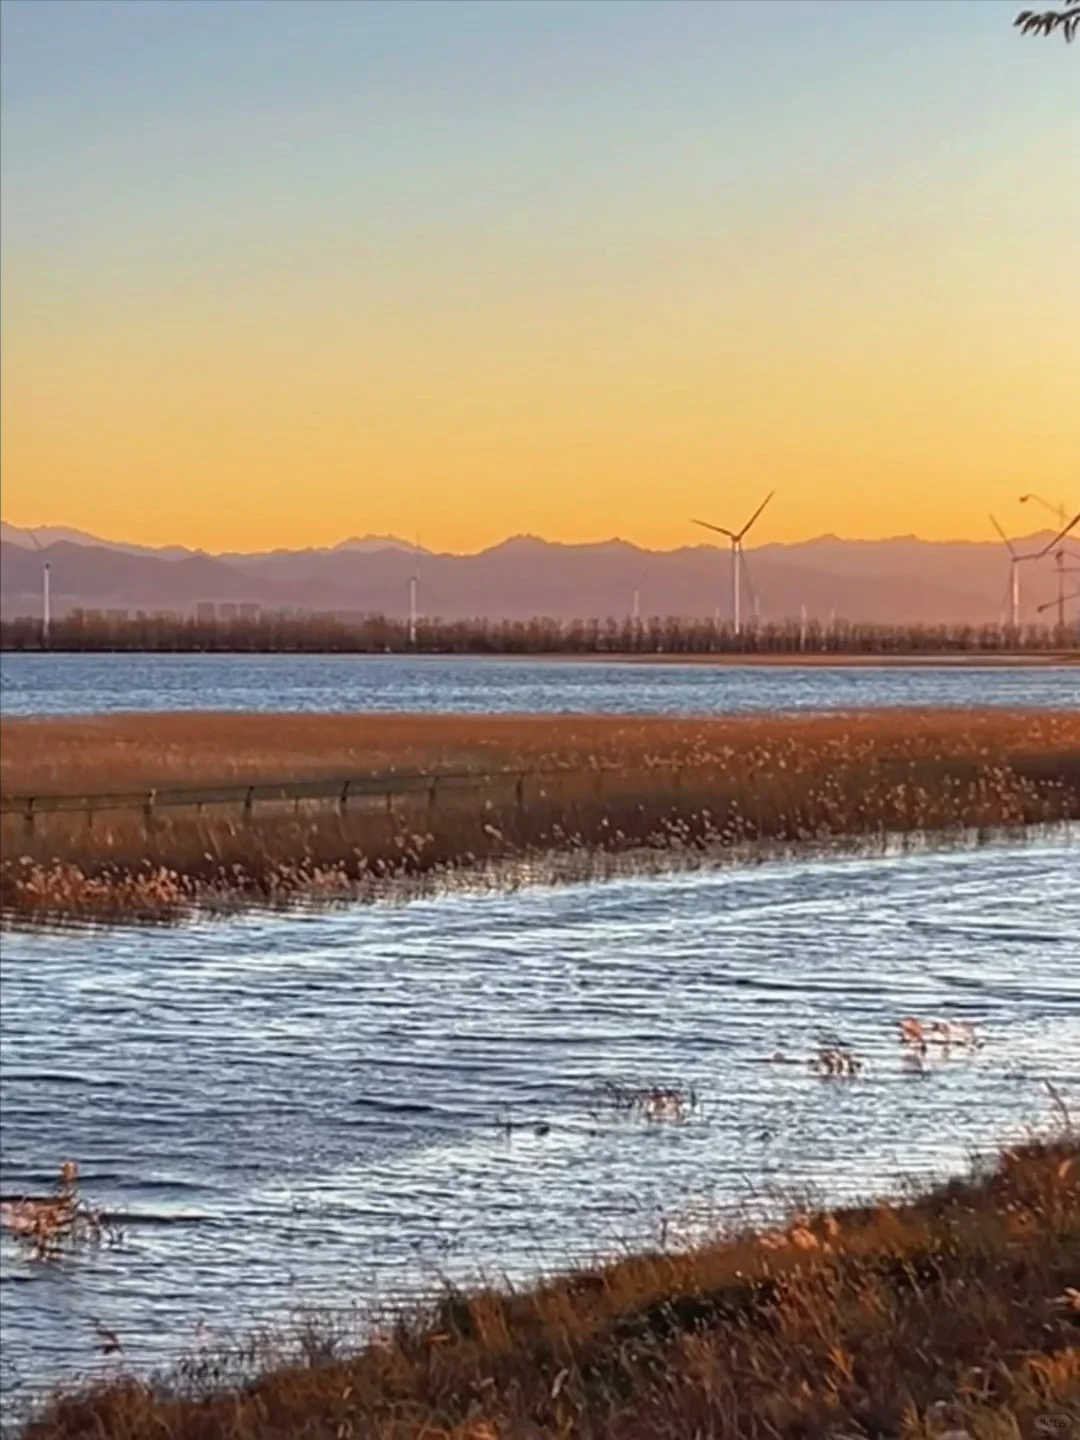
1,651,1076,717
1,832,1077,1410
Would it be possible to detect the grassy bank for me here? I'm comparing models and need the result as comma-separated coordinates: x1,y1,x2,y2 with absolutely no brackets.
21,1134,1080,1439
2,709,1078,923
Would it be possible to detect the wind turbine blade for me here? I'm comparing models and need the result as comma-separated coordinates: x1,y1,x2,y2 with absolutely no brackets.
1038,591,1080,614
691,519,736,540
989,514,1017,557
736,490,775,542
1032,512,1080,559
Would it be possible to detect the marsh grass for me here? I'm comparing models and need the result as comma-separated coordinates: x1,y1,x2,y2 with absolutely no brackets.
3,710,1078,923
0,1164,117,1260
20,1135,1080,1440
590,1082,700,1123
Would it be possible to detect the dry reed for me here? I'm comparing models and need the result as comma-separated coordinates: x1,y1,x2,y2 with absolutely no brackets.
0,1163,117,1260
2,710,1078,923
19,1135,1080,1440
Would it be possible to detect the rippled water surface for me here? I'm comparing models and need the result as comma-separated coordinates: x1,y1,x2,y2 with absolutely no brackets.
1,651,1076,717
2,835,1077,1414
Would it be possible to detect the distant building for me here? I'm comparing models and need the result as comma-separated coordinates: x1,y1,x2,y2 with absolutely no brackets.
218,603,237,622
237,602,261,621
196,602,217,622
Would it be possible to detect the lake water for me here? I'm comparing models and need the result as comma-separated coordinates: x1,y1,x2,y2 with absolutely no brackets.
2,833,1077,1415
1,652,1076,718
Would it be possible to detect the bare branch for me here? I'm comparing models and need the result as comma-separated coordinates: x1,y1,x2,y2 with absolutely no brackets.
1014,5,1080,40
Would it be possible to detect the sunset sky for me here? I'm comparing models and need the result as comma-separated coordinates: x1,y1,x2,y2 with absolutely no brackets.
1,0,1077,554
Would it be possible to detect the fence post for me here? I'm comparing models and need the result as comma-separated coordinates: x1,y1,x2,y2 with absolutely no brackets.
244,787,254,826
23,798,35,837
339,780,350,816
428,777,438,815
516,773,526,811
143,790,156,831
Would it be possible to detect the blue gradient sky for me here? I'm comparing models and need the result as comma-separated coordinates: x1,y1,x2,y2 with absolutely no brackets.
2,0,1077,551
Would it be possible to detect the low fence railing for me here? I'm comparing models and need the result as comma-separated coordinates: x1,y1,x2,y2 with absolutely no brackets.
0,765,614,834
3,751,1078,836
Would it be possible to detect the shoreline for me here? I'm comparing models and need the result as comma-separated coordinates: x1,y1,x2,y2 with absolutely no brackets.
18,1134,1079,1439
515,649,1080,667
2,647,1078,667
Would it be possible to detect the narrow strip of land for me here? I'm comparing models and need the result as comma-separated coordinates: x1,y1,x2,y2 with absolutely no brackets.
2,709,1078,924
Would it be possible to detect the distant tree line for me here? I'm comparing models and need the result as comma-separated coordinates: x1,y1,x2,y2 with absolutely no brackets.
1,611,1074,655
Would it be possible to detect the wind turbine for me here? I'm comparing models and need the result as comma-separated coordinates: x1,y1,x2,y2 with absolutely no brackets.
26,530,51,648
989,514,1038,630
1020,493,1076,632
1027,510,1080,631
691,490,774,636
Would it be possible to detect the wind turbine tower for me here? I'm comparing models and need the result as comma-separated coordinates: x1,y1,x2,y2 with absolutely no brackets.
630,566,649,626
407,537,422,647
691,491,774,636
27,530,51,648
989,515,1029,630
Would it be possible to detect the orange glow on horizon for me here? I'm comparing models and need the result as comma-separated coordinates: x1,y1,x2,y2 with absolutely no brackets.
2,1,1076,554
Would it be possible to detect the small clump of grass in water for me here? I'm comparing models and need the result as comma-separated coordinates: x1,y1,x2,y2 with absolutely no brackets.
0,1162,120,1260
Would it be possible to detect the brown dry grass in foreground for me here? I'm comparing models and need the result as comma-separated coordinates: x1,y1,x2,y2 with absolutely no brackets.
2,709,1078,923
23,1136,1080,1440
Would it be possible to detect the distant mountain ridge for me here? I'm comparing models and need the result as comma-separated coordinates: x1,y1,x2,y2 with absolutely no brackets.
0,522,422,561
1,521,1075,625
